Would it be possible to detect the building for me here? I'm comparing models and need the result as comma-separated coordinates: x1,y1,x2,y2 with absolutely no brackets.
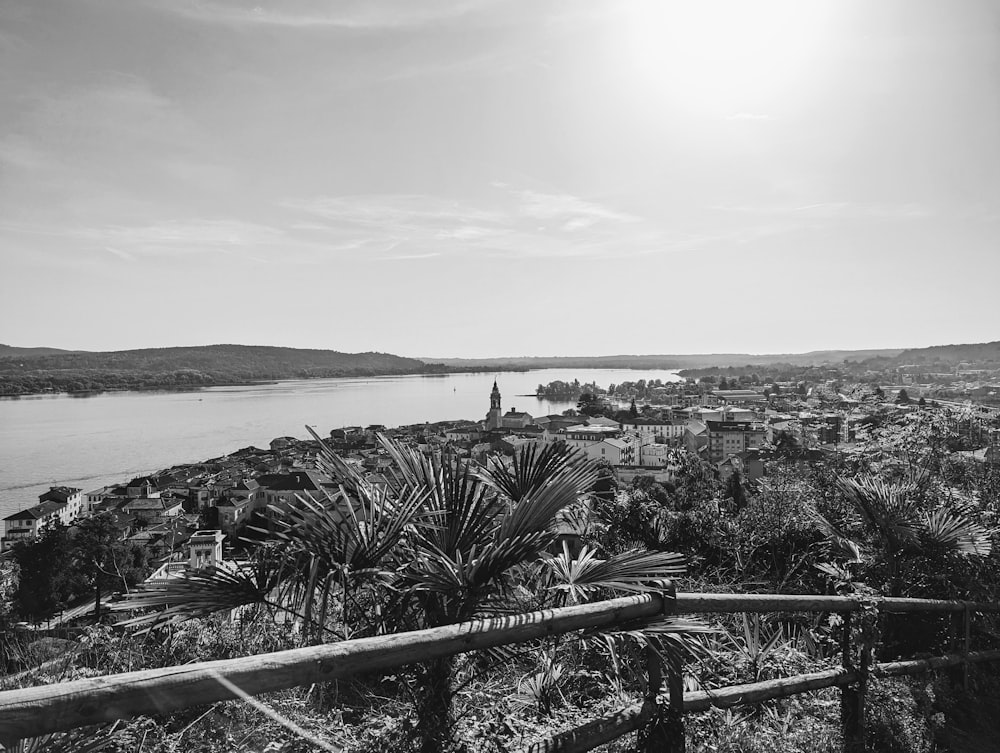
2,501,65,551
485,380,503,431
257,470,339,509
216,496,253,534
501,408,534,429
38,486,85,522
706,421,766,464
144,529,228,584
123,497,184,525
619,418,685,444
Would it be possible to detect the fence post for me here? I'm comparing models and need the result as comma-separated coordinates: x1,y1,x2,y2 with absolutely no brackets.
841,612,866,752
964,604,972,689
948,608,965,689
639,645,668,753
665,650,685,753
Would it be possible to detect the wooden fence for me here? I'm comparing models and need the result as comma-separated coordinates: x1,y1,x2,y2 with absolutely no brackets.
2,588,999,751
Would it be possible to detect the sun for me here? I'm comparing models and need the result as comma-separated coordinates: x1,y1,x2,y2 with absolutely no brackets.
616,0,835,117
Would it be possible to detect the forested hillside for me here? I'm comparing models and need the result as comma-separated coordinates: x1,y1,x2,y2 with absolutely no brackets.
0,344,431,395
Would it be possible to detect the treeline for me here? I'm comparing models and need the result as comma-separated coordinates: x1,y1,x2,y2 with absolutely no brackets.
0,344,464,396
535,379,606,399
679,363,843,384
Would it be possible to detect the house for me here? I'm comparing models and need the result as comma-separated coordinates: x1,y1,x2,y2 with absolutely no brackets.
684,421,709,454
706,421,766,464
38,486,85,522
123,497,184,525
619,418,685,444
125,477,159,499
257,470,339,509
2,501,65,551
582,437,636,466
216,497,252,534
501,409,535,430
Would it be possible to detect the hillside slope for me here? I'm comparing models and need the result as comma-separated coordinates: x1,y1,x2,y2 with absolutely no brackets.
0,344,429,395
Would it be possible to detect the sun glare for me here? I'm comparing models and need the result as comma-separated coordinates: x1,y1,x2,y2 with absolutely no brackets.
618,0,834,116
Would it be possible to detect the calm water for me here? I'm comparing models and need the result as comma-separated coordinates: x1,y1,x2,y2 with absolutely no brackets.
0,369,681,518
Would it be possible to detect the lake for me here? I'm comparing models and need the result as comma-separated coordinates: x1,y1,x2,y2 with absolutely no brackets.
0,368,682,519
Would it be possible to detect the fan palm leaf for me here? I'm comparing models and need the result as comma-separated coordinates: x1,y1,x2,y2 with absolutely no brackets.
921,508,993,556
546,543,686,603
112,549,291,631
479,442,594,503
836,475,921,553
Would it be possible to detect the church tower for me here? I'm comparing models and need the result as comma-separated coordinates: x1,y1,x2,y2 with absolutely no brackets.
486,379,502,431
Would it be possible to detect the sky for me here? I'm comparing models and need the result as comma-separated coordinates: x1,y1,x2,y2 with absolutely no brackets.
1,0,997,358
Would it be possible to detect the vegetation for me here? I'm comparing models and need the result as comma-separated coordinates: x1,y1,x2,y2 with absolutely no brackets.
4,404,1000,752
0,345,450,396
6,515,152,627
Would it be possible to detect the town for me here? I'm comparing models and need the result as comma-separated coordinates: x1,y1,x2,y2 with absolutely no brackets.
4,372,999,623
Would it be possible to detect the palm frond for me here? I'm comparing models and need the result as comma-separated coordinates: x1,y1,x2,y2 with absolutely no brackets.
837,475,920,552
270,482,428,574
480,443,595,503
546,544,685,603
921,508,993,556
812,510,864,563
112,550,290,631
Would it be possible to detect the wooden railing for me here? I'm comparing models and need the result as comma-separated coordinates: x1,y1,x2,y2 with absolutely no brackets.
2,588,999,751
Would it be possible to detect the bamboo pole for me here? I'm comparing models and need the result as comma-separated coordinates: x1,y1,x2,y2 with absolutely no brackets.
0,593,670,742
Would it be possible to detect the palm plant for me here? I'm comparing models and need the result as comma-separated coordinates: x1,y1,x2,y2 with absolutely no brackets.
814,473,993,597
116,435,695,752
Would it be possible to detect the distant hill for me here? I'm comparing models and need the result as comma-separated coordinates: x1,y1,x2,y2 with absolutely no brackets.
0,345,430,396
0,344,85,358
889,341,1000,367
423,349,907,371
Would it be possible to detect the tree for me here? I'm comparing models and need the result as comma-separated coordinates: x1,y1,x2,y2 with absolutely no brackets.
12,524,82,623
74,514,151,620
118,435,696,753
895,388,911,404
576,392,604,417
815,474,992,598
628,399,639,418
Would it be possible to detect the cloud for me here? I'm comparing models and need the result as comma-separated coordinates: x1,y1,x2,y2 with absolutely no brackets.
147,0,499,30
280,189,655,260
104,246,135,262
514,189,639,226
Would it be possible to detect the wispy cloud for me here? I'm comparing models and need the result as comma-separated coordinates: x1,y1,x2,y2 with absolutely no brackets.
281,188,652,259
514,189,639,226
147,0,499,30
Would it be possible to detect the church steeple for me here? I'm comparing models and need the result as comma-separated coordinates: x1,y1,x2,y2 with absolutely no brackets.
486,379,502,430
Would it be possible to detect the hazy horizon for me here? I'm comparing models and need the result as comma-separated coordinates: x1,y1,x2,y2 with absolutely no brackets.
3,337,988,361
2,0,998,356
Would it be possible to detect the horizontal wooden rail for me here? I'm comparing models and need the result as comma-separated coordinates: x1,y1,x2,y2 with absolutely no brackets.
675,592,1000,614
3,589,999,745
878,648,1000,677
683,667,859,712
530,649,1000,753
0,592,669,742
528,669,859,753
